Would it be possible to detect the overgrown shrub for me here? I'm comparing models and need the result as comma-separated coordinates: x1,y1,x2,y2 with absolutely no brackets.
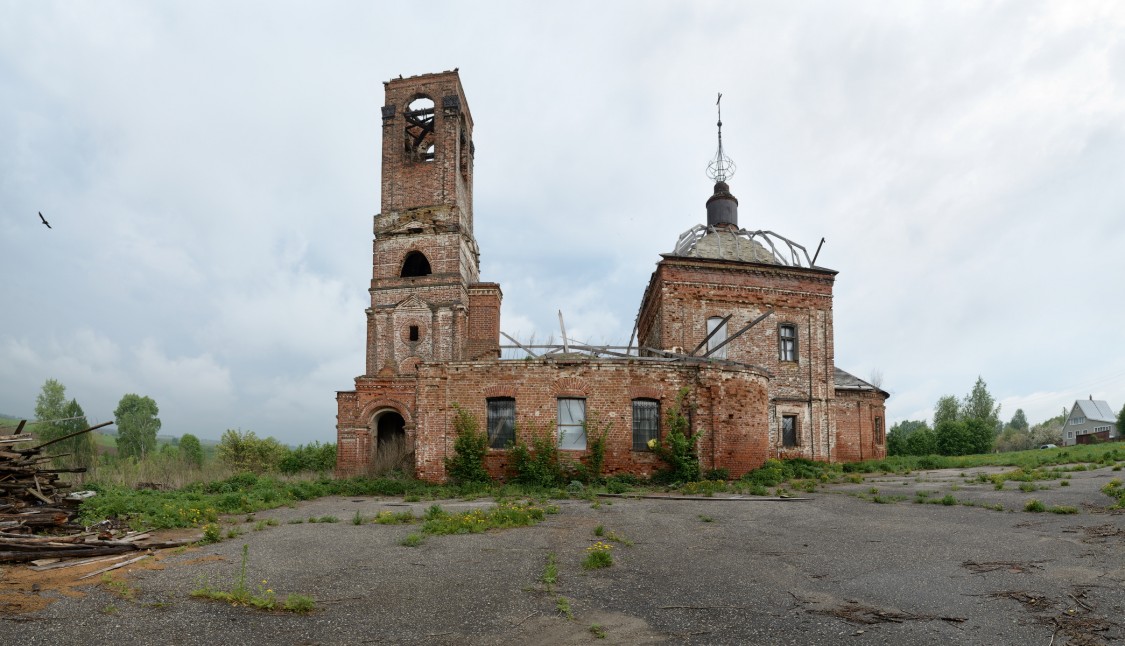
217,429,285,474
650,389,703,484
278,442,336,474
509,432,564,488
581,417,611,483
444,406,491,484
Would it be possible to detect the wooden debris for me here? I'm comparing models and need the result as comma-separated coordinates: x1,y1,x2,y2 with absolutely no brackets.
77,552,151,580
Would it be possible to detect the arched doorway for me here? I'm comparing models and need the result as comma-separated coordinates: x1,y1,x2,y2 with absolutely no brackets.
372,410,409,474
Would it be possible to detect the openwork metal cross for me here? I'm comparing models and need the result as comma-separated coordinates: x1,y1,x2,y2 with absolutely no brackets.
706,92,736,182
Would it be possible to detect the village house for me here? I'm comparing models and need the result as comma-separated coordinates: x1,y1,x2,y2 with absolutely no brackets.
1061,397,1120,446
335,70,888,482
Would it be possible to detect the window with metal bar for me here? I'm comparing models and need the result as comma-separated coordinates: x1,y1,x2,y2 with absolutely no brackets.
632,399,660,451
486,398,515,449
782,415,798,448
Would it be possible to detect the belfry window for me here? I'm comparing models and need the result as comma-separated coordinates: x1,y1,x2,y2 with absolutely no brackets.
400,251,432,277
404,96,436,162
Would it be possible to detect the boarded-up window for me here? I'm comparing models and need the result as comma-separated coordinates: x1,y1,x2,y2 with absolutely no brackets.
707,317,728,358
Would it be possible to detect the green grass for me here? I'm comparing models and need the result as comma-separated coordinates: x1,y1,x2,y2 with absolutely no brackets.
77,473,580,531
541,553,558,589
191,545,314,613
582,542,614,569
420,501,556,535
844,444,1125,474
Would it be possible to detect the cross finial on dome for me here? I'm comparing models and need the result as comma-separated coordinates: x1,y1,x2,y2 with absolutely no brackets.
706,93,736,183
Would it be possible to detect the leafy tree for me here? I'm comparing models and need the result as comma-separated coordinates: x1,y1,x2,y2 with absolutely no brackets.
179,433,204,468
933,395,960,427
114,394,161,460
935,420,974,456
34,378,68,426
962,376,1001,433
34,379,95,468
1008,409,1029,432
904,427,938,456
217,429,285,474
57,399,95,468
887,420,929,456
886,427,907,456
1118,403,1125,437
963,418,994,454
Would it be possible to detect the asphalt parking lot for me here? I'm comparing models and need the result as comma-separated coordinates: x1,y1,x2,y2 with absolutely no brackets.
4,465,1123,645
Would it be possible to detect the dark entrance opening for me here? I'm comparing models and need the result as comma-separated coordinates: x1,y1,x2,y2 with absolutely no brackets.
374,411,409,473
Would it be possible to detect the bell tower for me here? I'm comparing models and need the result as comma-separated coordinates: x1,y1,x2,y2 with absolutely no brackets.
365,70,497,377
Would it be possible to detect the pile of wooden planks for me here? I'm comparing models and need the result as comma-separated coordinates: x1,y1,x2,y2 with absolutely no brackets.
0,529,147,563
1,420,111,562
0,420,110,525
0,421,197,564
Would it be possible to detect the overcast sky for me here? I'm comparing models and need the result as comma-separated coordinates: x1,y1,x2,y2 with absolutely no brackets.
3,1,1124,445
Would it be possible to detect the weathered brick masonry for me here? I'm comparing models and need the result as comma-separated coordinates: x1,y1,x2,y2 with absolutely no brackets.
336,70,888,481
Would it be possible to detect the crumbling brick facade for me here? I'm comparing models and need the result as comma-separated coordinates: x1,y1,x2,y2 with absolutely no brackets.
336,70,887,481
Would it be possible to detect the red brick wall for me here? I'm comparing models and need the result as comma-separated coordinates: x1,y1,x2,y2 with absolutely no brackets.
406,359,769,482
832,389,887,462
380,71,474,228
467,283,502,360
636,257,841,462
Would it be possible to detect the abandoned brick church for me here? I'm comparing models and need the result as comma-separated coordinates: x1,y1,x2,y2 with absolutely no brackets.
335,70,888,481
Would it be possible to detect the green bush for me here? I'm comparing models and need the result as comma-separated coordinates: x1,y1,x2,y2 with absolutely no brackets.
279,442,337,474
444,406,491,484
650,389,703,484
509,432,564,488
217,429,285,474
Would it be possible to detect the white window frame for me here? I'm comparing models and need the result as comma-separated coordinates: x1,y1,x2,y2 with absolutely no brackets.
557,398,586,450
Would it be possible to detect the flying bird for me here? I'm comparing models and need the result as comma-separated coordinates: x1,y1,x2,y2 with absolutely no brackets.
38,212,51,229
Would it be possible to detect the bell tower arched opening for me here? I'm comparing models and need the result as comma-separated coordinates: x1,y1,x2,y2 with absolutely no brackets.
371,409,410,474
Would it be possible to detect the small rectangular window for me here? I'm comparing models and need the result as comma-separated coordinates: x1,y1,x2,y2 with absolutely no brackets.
557,398,586,450
632,399,660,451
782,415,798,448
486,398,515,449
779,324,798,362
874,416,884,444
409,325,419,342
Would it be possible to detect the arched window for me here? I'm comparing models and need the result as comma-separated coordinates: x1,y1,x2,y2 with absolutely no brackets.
400,251,432,278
